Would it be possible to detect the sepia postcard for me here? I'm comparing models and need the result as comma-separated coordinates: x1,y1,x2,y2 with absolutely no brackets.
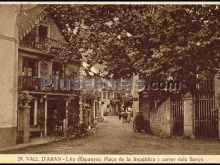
1,1,220,163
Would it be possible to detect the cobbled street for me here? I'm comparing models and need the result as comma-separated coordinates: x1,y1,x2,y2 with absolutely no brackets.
3,116,220,155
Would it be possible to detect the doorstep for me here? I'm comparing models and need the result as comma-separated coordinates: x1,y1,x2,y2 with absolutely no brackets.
0,136,64,153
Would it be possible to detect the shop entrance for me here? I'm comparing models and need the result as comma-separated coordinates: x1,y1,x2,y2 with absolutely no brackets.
47,99,66,136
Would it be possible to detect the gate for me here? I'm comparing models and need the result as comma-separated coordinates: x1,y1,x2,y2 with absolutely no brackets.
171,99,184,136
194,95,218,138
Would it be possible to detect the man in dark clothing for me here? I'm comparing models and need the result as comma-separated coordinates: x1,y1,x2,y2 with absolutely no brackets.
133,112,148,132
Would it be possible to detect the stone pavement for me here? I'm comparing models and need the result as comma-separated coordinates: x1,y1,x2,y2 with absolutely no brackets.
2,116,220,154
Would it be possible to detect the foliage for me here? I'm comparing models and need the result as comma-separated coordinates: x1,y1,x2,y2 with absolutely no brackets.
45,40,81,63
18,91,33,105
47,5,220,92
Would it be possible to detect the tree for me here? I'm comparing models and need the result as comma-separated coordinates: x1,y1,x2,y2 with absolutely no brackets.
47,4,220,93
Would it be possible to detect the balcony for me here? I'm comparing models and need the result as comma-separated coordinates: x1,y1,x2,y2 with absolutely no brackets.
18,76,41,91
19,34,67,56
18,76,80,95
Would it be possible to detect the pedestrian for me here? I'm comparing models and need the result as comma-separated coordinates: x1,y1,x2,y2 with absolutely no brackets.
129,105,134,121
119,110,122,120
127,106,132,122
106,105,110,116
122,111,128,122
118,104,123,120
133,111,145,132
123,104,127,112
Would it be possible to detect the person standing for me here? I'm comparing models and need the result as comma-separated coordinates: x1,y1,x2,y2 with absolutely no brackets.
133,111,147,132
127,106,132,122
128,105,134,121
106,105,110,116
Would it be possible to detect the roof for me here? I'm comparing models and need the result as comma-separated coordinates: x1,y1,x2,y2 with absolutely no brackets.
17,5,83,61
17,5,49,40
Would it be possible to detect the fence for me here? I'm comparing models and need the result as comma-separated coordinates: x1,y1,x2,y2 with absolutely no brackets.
171,98,184,136
193,94,219,138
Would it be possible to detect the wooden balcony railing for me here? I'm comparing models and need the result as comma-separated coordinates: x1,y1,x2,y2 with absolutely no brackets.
19,34,67,55
18,76,79,94
18,76,41,91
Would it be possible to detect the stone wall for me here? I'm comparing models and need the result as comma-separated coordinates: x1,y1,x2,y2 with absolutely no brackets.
140,101,150,120
150,98,172,137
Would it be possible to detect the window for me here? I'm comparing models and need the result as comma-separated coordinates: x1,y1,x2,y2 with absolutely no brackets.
103,92,107,99
111,92,113,99
22,57,38,77
108,92,110,99
103,91,106,99
53,63,63,79
38,25,48,39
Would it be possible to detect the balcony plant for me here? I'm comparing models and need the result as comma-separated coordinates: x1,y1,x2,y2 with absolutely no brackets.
18,91,33,107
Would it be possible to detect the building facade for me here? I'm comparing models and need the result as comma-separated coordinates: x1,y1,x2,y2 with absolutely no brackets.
17,5,82,143
0,5,20,147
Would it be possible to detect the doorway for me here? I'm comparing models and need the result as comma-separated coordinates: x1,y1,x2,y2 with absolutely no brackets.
47,99,65,136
